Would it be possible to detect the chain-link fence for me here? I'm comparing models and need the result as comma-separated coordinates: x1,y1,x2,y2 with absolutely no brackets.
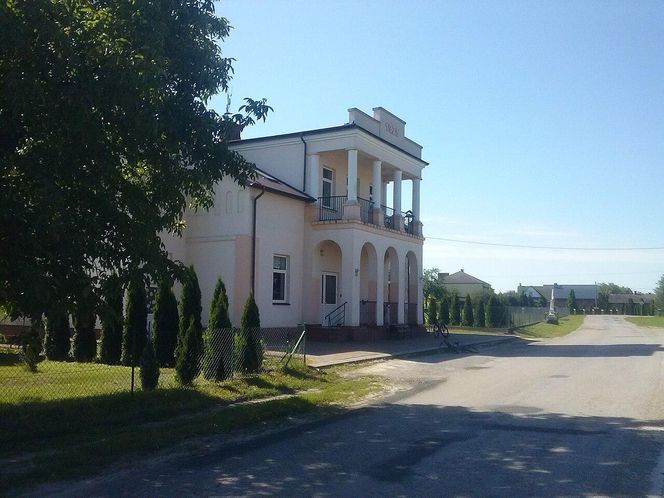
507,306,569,329
1,326,306,405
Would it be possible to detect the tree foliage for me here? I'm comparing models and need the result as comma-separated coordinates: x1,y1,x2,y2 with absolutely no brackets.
0,1,271,320
597,282,633,311
240,293,262,373
152,280,179,367
423,268,447,304
474,296,486,328
655,275,664,314
121,278,147,366
485,295,503,328
439,297,450,326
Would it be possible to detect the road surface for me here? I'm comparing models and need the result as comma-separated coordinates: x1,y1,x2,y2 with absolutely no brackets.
34,315,664,497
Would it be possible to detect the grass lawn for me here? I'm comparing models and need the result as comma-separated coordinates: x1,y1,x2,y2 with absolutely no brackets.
625,316,664,328
0,350,383,494
515,315,585,339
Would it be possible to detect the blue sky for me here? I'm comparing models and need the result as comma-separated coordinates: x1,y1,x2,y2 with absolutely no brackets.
212,0,664,293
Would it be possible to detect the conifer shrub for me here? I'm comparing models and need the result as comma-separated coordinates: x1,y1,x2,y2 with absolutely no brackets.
176,317,200,386
177,266,202,360
428,299,438,325
240,293,263,373
449,293,461,326
140,340,160,391
44,308,70,361
202,277,233,381
462,295,474,326
485,295,503,328
121,279,148,366
439,297,450,325
72,303,97,362
152,280,179,367
99,277,123,364
474,297,486,328
21,318,43,372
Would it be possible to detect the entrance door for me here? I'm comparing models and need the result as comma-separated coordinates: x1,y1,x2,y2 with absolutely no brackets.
320,272,338,326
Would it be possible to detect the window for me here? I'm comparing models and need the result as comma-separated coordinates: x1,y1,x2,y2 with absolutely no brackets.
272,255,289,303
321,167,334,206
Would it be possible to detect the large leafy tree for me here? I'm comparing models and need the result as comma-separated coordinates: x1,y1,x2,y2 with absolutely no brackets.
0,1,271,319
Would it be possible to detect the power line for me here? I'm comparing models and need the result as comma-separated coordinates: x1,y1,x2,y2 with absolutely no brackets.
426,236,664,251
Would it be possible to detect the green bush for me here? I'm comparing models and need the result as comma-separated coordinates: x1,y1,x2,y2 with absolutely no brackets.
140,340,160,391
462,295,474,326
202,277,233,381
121,279,148,366
72,304,97,362
240,293,263,373
44,308,70,361
152,280,179,367
176,317,200,386
99,277,123,364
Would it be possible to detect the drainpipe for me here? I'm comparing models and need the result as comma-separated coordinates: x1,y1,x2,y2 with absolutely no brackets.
300,134,307,192
251,186,266,294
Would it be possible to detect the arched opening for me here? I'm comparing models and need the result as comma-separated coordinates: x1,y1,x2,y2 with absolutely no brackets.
383,247,399,325
405,251,419,325
315,240,343,326
359,242,378,325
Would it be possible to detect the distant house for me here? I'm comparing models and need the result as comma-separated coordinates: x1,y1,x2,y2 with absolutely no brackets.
517,283,598,310
438,270,492,297
608,293,655,314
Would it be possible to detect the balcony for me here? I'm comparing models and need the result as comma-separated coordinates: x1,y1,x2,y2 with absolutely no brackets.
318,196,415,234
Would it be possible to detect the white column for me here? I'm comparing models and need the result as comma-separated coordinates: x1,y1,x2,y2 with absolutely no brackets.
412,177,421,221
347,149,358,203
397,253,406,324
375,249,384,326
308,154,320,199
372,160,382,206
341,238,361,326
393,169,402,214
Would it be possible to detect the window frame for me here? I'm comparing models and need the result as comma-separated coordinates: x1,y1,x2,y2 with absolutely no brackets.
272,254,289,304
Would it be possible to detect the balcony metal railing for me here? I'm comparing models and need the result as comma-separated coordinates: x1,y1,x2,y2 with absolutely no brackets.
318,195,345,221
358,197,373,224
381,205,395,229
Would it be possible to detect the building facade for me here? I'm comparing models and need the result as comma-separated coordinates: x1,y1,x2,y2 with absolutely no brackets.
438,269,493,297
163,107,427,334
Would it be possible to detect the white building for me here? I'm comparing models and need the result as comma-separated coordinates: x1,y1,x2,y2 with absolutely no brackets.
163,107,427,339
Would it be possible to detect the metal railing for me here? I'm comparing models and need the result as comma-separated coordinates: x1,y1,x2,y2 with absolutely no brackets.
318,195,345,221
382,205,395,229
360,300,377,326
383,302,398,325
358,197,373,224
405,303,418,325
325,302,347,327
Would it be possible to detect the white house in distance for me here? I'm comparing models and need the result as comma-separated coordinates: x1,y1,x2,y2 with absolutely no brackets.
162,107,427,340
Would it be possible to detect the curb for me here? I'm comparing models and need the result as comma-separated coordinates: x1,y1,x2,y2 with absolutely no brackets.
309,335,519,368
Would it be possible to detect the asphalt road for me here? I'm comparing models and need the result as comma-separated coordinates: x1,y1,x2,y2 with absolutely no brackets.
36,316,664,497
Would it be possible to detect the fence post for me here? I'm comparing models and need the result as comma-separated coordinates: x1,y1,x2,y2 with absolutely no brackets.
303,323,307,366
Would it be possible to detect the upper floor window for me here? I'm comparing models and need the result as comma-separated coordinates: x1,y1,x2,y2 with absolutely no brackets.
272,255,289,303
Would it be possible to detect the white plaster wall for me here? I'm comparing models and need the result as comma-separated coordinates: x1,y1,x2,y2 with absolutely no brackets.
253,191,306,327
231,140,305,191
318,151,374,201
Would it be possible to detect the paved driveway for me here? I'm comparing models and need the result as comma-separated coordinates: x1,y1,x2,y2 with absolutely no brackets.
33,316,664,497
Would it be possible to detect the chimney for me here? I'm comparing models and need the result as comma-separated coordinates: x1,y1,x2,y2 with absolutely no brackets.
460,269,464,273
